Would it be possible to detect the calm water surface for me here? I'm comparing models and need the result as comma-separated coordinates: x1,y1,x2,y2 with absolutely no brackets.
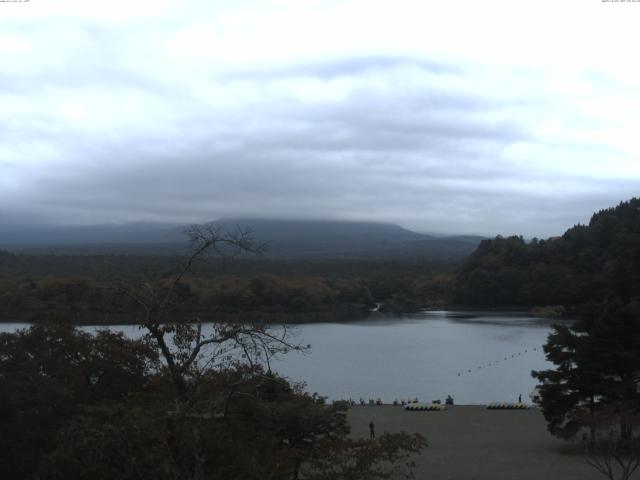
270,311,560,404
1,311,562,405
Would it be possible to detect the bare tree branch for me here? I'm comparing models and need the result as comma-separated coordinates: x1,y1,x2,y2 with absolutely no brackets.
114,223,304,399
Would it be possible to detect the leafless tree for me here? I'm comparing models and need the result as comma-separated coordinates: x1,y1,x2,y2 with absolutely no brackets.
117,223,305,397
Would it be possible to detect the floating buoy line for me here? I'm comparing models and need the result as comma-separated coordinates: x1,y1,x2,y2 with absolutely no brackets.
342,344,544,407
455,345,542,378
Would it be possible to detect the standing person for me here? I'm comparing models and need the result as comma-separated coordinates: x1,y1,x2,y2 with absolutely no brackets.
369,421,375,439
518,394,522,403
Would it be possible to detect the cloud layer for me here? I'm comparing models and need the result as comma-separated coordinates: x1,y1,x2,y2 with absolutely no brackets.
1,0,639,236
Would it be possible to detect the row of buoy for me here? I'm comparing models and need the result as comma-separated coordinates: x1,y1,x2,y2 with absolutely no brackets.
486,402,529,410
456,346,539,377
404,403,446,411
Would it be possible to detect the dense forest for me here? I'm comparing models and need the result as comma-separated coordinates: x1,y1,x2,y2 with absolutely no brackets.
0,254,456,324
453,198,640,310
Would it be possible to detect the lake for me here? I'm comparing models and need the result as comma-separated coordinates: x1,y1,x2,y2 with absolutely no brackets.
271,310,559,405
0,311,561,405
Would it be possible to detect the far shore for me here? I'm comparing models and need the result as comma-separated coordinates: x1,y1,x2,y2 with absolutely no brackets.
0,305,575,326
348,405,606,480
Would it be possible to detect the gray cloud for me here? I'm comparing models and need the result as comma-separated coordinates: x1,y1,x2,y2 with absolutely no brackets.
1,10,639,238
220,55,461,82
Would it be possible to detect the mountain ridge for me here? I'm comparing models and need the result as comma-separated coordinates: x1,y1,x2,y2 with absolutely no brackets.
0,218,485,260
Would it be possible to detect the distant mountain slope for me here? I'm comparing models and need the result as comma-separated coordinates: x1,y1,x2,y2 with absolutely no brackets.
211,218,431,258
453,197,640,307
0,218,484,260
214,218,426,242
0,222,182,246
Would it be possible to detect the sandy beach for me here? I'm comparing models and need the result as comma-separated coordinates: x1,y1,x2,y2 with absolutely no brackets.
348,405,614,480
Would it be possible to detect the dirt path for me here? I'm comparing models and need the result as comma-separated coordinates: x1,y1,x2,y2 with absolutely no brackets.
348,405,617,480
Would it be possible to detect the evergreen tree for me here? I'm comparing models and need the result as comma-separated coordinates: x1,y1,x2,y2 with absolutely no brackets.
532,323,603,442
532,301,640,443
454,197,640,308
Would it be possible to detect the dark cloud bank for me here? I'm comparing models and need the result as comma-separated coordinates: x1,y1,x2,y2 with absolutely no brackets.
1,44,637,237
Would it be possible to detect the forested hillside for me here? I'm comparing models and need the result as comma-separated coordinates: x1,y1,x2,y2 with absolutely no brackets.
0,254,456,323
453,198,640,308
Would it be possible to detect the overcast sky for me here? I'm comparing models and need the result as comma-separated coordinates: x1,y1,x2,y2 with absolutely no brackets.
1,0,639,237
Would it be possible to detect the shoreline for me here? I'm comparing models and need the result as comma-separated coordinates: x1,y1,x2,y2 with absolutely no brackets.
0,305,569,326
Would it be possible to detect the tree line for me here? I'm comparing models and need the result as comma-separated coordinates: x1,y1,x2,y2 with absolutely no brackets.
453,198,640,309
0,255,456,324
0,274,372,324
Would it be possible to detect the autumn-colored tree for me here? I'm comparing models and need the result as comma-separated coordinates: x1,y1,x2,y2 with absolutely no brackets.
0,324,158,480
